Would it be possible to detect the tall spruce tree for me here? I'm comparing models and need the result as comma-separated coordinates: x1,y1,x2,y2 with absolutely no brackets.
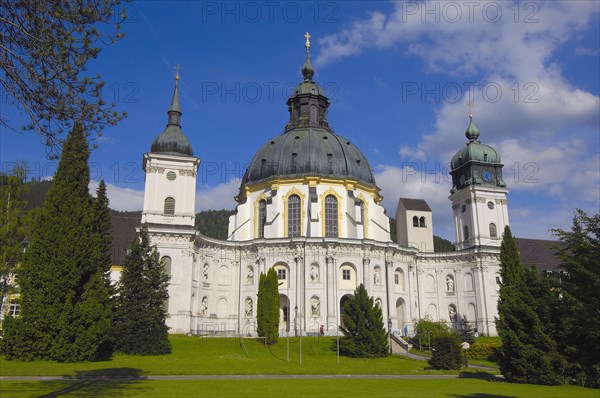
552,210,600,387
496,226,566,385
1,122,111,361
339,284,388,358
112,225,171,355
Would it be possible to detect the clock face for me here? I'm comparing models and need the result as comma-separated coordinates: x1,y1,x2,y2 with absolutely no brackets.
482,170,493,182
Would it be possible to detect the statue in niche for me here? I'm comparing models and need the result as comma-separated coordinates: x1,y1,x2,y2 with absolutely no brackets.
246,266,254,284
449,305,457,322
245,297,253,317
203,263,209,282
374,268,380,285
446,276,454,292
375,298,382,308
311,297,320,317
310,265,319,282
200,297,208,317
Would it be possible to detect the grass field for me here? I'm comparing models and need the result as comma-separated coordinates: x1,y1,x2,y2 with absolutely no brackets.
0,335,483,377
1,378,597,398
1,335,597,397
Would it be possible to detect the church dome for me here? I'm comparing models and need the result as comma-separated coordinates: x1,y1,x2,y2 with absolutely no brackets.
241,127,376,187
150,78,194,157
450,116,500,170
239,34,376,189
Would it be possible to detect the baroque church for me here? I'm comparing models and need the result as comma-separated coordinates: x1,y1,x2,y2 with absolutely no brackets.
123,35,511,337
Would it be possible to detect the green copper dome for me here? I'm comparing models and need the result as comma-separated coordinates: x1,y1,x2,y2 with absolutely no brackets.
150,79,194,157
239,34,377,190
450,116,500,170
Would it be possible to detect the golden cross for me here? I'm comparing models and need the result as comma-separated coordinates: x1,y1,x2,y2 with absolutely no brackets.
467,101,474,118
174,64,181,80
304,32,311,49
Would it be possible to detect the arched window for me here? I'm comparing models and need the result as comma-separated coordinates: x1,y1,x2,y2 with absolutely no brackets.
258,200,267,238
325,195,338,237
164,197,175,215
464,225,470,240
288,195,301,237
413,216,419,227
489,223,497,238
419,216,426,227
359,200,365,223
161,256,172,277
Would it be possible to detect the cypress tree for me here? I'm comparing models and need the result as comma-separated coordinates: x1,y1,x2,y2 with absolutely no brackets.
112,225,171,355
256,272,267,339
265,267,279,345
496,226,566,385
339,284,388,358
1,122,111,361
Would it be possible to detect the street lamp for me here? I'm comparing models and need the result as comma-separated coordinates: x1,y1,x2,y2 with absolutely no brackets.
388,318,393,355
461,342,470,368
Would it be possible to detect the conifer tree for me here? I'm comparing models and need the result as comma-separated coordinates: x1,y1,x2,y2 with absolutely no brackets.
112,225,171,355
429,333,462,370
256,269,279,345
339,284,388,358
552,210,600,387
256,272,267,339
265,267,279,345
496,226,566,385
1,122,111,361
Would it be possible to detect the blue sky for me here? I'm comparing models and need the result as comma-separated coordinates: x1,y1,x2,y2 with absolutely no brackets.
1,1,599,241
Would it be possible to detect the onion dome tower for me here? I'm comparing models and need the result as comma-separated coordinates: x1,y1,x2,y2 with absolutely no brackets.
228,34,389,242
142,73,200,227
449,112,509,250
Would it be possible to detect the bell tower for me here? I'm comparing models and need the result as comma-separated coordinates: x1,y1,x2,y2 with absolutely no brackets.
449,113,509,250
142,75,200,227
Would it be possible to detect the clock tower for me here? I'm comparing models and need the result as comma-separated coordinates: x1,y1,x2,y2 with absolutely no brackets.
449,114,509,250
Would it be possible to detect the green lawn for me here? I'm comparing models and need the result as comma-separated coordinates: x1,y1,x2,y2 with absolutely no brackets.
1,378,597,398
1,336,597,397
0,335,482,377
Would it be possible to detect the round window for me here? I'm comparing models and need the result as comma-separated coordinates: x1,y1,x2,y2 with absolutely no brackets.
487,201,495,210
166,171,177,181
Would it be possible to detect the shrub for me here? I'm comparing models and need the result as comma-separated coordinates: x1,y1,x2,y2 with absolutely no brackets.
429,334,462,370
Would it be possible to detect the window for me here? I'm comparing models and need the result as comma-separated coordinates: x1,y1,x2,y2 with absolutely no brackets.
413,216,419,227
394,273,399,284
288,194,301,237
325,195,338,237
161,256,172,277
464,225,469,240
166,171,177,180
342,269,351,280
419,216,426,227
258,200,267,238
9,300,20,316
164,197,175,215
489,223,497,238
487,201,495,210
277,268,286,280
461,204,466,213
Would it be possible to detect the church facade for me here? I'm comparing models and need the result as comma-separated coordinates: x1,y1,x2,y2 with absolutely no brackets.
132,37,509,337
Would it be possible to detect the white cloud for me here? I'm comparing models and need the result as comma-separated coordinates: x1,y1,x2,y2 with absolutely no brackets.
321,1,599,238
195,178,240,212
374,164,455,240
89,181,144,211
